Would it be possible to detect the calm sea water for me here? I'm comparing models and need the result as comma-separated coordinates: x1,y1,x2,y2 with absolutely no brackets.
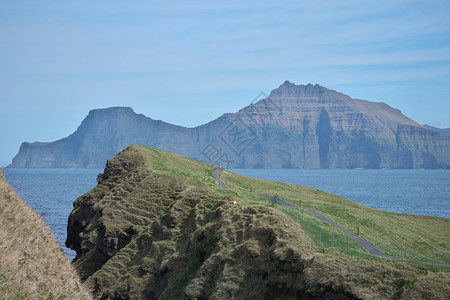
3,169,101,260
230,169,450,219
3,168,450,260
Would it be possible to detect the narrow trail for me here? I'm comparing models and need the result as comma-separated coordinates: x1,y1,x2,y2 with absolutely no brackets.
212,168,228,189
259,194,450,269
211,172,449,269
259,194,396,260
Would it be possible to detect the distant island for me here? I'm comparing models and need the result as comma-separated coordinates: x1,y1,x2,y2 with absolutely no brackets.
9,81,450,169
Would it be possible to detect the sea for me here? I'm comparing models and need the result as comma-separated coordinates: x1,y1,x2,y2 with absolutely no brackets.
3,168,450,260
3,169,102,260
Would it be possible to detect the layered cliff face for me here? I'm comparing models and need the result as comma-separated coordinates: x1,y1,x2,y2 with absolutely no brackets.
228,81,450,168
10,107,197,168
65,145,450,299
10,82,450,168
424,124,450,135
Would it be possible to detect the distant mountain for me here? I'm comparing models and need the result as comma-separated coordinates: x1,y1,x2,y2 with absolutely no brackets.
423,125,450,135
9,81,450,169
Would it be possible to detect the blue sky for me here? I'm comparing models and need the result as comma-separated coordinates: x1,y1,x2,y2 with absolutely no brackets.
1,0,449,166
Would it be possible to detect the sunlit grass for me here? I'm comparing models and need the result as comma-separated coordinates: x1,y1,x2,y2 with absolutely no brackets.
0,170,92,299
127,145,449,266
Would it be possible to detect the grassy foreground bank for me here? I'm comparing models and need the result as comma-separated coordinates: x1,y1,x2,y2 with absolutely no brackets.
0,170,91,299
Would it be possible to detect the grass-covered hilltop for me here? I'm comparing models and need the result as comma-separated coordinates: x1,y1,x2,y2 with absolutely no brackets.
66,145,450,299
0,170,91,299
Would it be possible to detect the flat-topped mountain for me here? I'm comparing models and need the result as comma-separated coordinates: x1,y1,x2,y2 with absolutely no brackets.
9,81,450,168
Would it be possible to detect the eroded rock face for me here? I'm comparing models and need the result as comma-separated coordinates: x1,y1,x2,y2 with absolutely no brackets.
10,82,450,169
66,148,145,271
65,148,325,299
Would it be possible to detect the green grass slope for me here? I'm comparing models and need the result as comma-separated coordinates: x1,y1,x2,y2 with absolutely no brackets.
67,145,449,299
0,170,92,299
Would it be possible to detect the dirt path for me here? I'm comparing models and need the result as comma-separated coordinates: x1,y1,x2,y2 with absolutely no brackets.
259,194,450,269
212,168,228,189
259,193,394,259
210,175,448,268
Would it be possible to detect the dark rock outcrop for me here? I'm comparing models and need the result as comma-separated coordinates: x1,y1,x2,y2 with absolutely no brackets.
9,82,450,169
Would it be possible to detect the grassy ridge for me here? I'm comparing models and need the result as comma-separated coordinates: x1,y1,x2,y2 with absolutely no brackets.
220,170,450,265
0,170,91,299
137,146,450,265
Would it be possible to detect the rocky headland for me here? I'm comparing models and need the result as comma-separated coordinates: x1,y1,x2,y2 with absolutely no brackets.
65,145,450,299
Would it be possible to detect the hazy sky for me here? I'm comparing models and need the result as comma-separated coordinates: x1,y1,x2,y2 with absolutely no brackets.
1,0,449,166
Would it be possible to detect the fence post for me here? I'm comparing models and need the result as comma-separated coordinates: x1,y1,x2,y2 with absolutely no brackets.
401,244,403,261
432,248,435,269
250,186,252,192
357,227,360,237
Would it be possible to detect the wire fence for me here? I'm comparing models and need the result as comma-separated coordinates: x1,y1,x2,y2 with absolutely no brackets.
263,198,449,267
